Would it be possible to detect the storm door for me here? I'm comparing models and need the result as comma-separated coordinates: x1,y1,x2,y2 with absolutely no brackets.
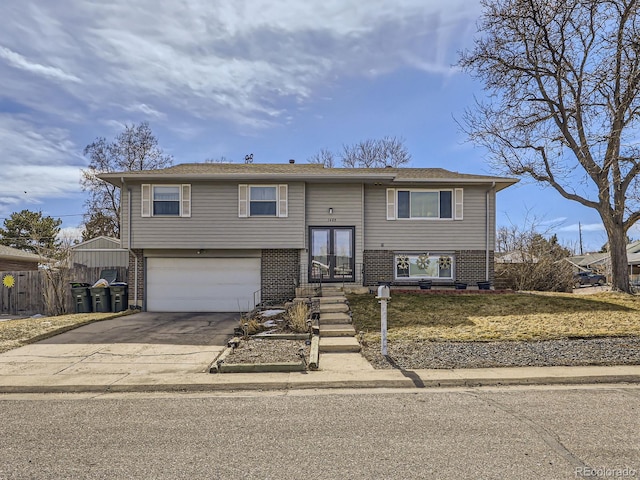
309,227,355,282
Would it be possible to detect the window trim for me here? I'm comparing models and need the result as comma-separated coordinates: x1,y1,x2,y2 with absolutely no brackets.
394,252,455,280
141,184,191,218
395,188,454,220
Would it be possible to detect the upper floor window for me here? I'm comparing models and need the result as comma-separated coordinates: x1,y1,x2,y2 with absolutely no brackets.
250,186,277,216
387,188,463,220
153,186,180,216
238,184,288,218
141,184,191,218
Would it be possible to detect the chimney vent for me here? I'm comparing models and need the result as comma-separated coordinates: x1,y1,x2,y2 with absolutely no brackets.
289,159,295,164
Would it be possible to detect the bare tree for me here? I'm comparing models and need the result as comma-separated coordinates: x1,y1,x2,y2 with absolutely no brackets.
458,0,640,293
307,148,336,168
81,122,173,239
204,156,233,163
341,136,411,168
307,136,411,168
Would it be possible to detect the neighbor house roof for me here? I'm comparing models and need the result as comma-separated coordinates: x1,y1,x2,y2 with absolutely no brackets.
71,236,121,250
99,163,518,191
0,245,41,263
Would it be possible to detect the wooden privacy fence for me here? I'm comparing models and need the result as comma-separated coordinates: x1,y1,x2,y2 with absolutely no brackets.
0,266,128,317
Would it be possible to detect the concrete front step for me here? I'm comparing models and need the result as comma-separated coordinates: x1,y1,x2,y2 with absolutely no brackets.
319,296,347,304
320,312,351,324
319,352,375,371
320,324,356,337
319,336,361,353
319,303,349,313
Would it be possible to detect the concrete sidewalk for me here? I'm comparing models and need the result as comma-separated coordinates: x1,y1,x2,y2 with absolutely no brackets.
1,363,639,394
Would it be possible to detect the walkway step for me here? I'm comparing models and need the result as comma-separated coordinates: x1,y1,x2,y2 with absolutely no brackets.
319,303,349,313
319,296,347,304
319,352,374,371
320,312,351,324
319,337,361,353
320,324,356,337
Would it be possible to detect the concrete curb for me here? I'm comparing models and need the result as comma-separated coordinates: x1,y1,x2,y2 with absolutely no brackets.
0,366,638,394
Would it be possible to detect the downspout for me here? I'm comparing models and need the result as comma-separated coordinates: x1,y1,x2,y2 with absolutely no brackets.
123,178,138,309
486,182,496,282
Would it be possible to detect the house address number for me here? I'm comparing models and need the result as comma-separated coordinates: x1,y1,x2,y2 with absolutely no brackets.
327,218,337,222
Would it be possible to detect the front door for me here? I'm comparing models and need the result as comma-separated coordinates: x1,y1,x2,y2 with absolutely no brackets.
309,227,355,282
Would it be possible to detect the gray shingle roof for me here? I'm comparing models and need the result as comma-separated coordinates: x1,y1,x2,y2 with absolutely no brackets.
0,245,41,262
99,163,518,190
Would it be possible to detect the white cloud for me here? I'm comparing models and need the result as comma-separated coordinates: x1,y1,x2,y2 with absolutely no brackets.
0,115,83,214
0,0,480,128
59,226,84,243
0,45,81,83
558,223,605,233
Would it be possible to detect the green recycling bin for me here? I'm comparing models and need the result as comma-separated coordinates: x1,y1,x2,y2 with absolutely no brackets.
90,287,111,313
110,283,128,312
71,284,92,313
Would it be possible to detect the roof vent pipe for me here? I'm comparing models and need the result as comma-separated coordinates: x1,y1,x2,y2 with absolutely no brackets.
289,159,295,164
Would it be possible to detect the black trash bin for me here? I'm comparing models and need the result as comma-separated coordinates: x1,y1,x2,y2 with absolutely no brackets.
110,283,128,312
90,287,111,313
70,283,92,313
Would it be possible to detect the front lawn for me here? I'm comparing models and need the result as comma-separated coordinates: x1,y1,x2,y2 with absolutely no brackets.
0,311,135,354
348,291,640,342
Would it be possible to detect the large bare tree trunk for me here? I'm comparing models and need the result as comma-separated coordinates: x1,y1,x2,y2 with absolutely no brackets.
602,214,630,293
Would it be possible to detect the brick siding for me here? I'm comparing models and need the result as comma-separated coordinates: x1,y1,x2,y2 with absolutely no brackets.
363,250,394,285
261,249,299,303
455,250,494,285
127,249,144,308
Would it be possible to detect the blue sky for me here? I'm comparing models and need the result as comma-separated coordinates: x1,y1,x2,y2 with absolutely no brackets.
0,0,616,252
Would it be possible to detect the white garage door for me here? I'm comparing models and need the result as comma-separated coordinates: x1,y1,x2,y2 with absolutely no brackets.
146,257,261,312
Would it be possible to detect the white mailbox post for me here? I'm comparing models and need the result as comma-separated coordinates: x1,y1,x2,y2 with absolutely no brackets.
376,285,391,356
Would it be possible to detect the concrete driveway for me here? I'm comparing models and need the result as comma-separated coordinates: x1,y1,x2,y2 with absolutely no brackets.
0,312,238,378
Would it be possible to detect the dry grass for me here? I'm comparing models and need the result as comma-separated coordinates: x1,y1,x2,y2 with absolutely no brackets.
348,291,640,342
0,310,135,354
287,302,310,333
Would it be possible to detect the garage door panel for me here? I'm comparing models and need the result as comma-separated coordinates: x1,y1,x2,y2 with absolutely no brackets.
147,258,261,312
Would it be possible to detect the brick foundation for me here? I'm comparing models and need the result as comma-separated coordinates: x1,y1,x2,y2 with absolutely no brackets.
363,250,394,285
454,250,494,285
127,249,144,308
261,249,299,304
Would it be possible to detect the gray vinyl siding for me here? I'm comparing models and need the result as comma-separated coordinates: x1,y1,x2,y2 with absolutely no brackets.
301,183,364,276
364,184,495,251
71,237,128,268
127,181,305,249
71,250,129,268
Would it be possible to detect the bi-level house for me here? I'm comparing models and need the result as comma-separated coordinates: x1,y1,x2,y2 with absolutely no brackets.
99,162,517,312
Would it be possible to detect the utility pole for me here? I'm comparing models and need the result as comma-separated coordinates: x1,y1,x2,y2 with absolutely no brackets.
579,222,584,255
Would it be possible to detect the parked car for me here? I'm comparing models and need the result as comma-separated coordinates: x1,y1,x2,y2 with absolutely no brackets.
573,271,606,287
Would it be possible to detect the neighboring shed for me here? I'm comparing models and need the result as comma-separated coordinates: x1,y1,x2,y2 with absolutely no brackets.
71,236,128,268
0,245,41,271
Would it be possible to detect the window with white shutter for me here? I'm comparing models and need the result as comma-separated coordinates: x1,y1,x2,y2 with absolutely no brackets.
238,184,248,217
455,188,464,220
386,188,396,220
141,184,151,217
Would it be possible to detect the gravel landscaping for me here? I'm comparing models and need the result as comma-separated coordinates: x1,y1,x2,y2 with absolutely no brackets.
225,338,310,364
361,337,640,369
